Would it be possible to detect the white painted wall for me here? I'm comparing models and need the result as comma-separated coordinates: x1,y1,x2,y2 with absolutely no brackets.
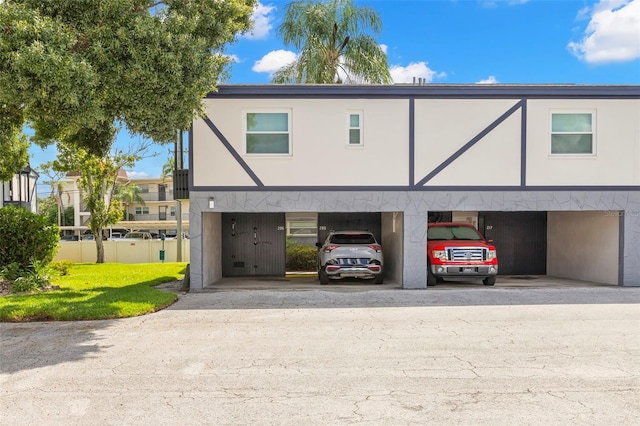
547,211,619,284
194,97,639,188
196,98,410,187
452,211,478,228
414,99,522,186
527,99,640,186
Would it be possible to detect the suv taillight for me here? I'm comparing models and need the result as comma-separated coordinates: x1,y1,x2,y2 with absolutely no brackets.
324,245,339,252
369,244,382,252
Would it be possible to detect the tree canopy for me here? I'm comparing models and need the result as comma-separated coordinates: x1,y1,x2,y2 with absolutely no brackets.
0,0,255,174
273,0,391,84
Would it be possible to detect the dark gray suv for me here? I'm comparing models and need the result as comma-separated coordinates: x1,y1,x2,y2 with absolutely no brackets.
316,231,384,285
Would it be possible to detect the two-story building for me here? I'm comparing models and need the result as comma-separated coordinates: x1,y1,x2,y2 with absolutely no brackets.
0,166,39,212
178,84,640,290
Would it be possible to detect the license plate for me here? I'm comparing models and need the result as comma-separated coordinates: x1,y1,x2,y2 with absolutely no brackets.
463,267,475,273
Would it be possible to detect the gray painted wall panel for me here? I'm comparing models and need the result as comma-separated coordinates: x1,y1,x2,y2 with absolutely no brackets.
190,190,640,289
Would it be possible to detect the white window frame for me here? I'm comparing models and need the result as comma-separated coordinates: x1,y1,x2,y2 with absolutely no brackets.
347,110,364,146
135,206,149,215
286,220,318,237
549,110,596,156
243,109,292,156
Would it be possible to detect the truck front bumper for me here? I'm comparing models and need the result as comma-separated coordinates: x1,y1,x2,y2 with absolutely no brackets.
431,264,498,277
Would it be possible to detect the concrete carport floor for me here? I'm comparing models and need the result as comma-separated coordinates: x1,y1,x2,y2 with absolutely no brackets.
200,274,619,292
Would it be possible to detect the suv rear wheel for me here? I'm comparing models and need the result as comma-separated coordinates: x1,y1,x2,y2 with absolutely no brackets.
319,267,329,285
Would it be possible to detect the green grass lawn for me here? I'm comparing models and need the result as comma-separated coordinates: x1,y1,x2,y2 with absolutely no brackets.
0,263,187,322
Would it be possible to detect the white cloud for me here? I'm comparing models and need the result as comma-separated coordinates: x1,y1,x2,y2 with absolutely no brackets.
568,0,640,64
476,76,499,84
244,2,276,40
226,54,240,64
389,62,445,84
126,171,149,178
252,50,298,74
380,44,388,54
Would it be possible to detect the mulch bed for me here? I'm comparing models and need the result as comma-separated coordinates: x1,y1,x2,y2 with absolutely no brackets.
0,279,10,297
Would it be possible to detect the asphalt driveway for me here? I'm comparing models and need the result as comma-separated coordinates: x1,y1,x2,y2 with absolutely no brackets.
2,285,640,425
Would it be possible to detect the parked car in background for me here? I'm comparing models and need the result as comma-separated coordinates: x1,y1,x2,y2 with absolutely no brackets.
316,230,384,285
427,222,498,286
122,232,154,240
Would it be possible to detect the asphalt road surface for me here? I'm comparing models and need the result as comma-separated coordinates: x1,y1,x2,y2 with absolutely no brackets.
2,286,640,425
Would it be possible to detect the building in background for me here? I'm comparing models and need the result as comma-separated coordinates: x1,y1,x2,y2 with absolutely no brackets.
0,166,39,212
59,172,189,239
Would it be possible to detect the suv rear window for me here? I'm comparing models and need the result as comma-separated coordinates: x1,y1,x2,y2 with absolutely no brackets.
329,233,376,244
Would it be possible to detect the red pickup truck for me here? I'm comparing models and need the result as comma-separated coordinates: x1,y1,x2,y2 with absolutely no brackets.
427,222,498,286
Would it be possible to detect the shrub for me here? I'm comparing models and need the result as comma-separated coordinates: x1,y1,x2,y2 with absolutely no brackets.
0,262,23,282
2,260,52,293
286,245,317,271
0,206,60,270
50,260,74,276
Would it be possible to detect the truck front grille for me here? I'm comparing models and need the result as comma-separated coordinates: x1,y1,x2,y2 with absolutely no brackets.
447,247,486,261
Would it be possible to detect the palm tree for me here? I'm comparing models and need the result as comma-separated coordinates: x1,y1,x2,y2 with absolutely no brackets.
273,0,392,84
114,183,145,221
39,162,70,227
161,157,175,182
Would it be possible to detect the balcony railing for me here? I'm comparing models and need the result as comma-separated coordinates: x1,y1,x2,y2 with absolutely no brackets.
129,213,190,221
139,190,174,202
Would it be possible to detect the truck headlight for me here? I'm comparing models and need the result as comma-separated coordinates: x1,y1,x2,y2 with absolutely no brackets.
486,250,496,261
433,250,447,262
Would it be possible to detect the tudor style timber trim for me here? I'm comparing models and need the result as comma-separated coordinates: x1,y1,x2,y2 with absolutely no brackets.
191,84,640,192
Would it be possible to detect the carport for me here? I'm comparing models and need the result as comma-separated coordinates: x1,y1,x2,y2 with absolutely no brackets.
200,210,405,286
435,210,621,286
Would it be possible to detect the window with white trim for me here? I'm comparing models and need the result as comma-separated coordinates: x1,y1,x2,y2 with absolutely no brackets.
135,206,149,215
347,111,363,145
286,220,317,237
169,206,176,217
244,111,291,154
550,111,595,155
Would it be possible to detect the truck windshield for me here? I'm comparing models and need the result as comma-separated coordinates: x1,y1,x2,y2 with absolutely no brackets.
428,226,483,241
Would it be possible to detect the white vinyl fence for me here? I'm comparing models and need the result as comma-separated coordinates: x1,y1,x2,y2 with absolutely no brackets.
55,240,190,264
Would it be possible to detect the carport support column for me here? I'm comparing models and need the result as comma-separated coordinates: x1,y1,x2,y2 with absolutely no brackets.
403,211,428,289
622,210,640,286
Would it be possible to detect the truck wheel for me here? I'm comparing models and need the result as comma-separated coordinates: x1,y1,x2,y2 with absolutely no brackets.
374,274,384,284
483,276,496,286
427,265,437,286
319,268,329,285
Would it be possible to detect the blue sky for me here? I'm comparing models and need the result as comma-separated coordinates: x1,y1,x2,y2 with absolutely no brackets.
30,0,639,193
